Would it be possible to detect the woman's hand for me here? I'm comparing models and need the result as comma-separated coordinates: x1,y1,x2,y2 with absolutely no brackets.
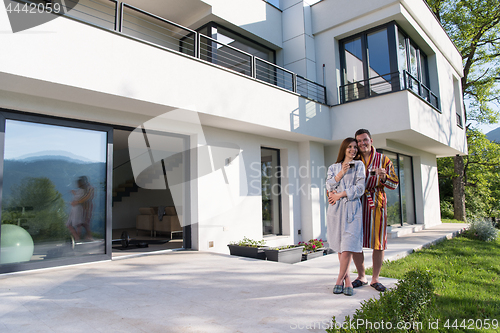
330,191,344,202
341,161,350,174
335,162,350,182
328,191,337,205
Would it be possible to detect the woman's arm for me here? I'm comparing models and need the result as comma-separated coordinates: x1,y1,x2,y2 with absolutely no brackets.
344,162,366,201
325,164,341,192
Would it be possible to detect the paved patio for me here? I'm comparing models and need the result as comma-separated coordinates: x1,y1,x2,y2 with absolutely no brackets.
0,223,467,333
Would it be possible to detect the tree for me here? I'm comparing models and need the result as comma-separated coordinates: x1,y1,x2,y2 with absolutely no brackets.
2,177,68,242
426,0,500,220
438,129,500,219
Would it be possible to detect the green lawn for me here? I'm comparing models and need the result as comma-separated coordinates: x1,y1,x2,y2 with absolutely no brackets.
367,232,500,332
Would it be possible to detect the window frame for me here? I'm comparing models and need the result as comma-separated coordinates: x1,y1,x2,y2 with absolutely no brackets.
377,149,416,227
195,22,276,64
0,108,113,274
261,146,282,236
339,21,435,106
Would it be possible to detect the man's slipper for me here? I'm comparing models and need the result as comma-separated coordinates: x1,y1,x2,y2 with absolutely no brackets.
370,282,387,292
352,279,368,288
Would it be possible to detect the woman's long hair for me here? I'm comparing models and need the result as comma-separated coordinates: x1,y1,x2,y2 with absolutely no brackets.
336,137,360,163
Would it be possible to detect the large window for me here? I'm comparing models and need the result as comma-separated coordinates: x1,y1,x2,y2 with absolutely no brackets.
340,22,437,108
378,150,415,226
0,113,111,273
196,22,276,77
261,147,281,235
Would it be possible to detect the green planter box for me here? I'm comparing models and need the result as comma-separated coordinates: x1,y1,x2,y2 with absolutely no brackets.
227,244,267,260
264,246,304,264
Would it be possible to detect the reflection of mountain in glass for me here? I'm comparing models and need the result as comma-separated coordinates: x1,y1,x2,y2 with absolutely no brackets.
14,150,97,163
2,158,106,237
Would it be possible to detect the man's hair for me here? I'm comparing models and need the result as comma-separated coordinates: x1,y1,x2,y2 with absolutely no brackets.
355,128,371,139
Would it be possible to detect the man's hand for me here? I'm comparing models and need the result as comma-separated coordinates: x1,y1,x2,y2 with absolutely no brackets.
376,168,387,182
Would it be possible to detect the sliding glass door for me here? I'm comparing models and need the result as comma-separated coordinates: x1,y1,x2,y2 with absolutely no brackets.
0,112,111,273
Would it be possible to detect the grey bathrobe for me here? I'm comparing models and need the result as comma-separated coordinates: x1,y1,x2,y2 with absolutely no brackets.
325,160,365,253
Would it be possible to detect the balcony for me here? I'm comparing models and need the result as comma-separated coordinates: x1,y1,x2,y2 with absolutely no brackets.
22,0,326,105
339,70,440,110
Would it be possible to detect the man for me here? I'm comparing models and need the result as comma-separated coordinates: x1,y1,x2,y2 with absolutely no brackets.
351,129,398,292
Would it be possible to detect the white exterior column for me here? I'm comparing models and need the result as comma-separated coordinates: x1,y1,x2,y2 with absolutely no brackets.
281,0,317,82
298,141,326,242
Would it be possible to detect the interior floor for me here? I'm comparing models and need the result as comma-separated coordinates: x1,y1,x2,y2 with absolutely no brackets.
112,227,183,258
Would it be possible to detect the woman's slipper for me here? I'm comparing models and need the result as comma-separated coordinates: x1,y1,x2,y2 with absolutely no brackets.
333,285,344,294
370,282,387,292
343,286,353,296
352,279,368,288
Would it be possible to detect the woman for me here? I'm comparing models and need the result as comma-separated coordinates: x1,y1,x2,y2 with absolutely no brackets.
66,176,94,242
326,138,365,296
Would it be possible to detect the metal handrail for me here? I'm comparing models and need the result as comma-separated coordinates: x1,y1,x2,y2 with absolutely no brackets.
200,34,255,63
403,70,439,109
255,57,295,77
11,0,327,105
120,3,197,37
118,1,326,104
339,71,439,110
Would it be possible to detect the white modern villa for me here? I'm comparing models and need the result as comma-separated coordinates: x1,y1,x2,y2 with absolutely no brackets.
0,0,466,273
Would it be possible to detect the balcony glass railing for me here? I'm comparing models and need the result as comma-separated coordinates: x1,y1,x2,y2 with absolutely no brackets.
18,0,327,105
339,70,440,110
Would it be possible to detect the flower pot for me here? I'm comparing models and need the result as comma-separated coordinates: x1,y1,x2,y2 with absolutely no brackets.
227,244,267,260
264,246,304,264
301,249,325,261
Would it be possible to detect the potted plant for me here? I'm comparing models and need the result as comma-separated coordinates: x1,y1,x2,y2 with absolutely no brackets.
227,237,267,259
299,238,325,261
264,245,305,264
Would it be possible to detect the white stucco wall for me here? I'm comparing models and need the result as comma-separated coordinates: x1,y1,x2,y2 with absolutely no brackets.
201,0,283,48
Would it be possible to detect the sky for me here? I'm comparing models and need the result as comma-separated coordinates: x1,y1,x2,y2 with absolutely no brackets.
474,122,500,134
4,120,107,162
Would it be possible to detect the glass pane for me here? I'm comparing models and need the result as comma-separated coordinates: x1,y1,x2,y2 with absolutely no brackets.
343,37,365,101
409,44,418,77
261,148,281,235
408,44,420,95
367,28,392,96
1,120,107,265
398,31,408,89
382,151,401,226
420,51,428,87
399,155,415,224
199,27,253,76
216,26,274,62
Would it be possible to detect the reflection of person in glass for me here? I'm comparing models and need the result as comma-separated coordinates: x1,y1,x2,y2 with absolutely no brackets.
66,176,94,241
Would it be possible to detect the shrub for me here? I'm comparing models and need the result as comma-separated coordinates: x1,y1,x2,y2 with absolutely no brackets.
440,200,454,219
465,219,499,242
229,237,265,247
326,269,435,333
298,239,324,253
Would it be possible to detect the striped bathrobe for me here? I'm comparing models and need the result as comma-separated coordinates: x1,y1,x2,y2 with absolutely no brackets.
361,147,398,250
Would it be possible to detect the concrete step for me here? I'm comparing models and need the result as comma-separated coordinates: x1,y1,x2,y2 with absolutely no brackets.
387,224,425,239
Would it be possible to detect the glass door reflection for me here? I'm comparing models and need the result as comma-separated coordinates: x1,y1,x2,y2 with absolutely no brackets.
1,120,107,265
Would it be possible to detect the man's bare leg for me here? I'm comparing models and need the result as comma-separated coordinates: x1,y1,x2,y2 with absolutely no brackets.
370,249,384,284
352,252,368,284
